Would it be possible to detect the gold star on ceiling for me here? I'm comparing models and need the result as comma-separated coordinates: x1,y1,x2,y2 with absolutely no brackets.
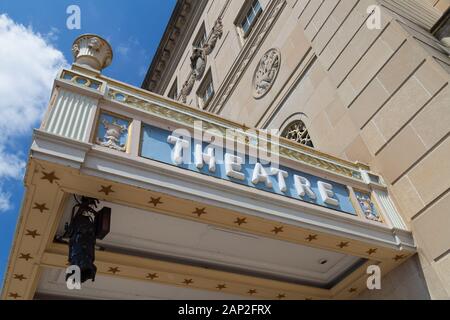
33,202,49,213
25,229,40,239
108,267,120,274
277,293,286,299
19,253,32,261
146,273,158,280
148,197,163,207
99,185,114,196
234,217,247,226
41,171,60,184
348,288,357,293
8,292,21,299
271,226,284,235
366,248,377,255
216,284,227,290
305,297,312,300
337,241,349,249
247,289,257,295
393,254,406,261
13,274,26,281
183,279,193,285
193,207,207,217
305,234,317,242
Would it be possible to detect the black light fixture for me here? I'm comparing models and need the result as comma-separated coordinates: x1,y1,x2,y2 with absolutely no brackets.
64,196,111,283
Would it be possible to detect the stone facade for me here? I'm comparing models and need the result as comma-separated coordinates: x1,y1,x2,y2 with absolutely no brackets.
143,0,450,299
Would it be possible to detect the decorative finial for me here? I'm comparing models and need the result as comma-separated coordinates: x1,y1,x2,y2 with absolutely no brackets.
71,34,113,71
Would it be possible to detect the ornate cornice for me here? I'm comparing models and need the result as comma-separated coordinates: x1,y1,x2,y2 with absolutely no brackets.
141,0,208,93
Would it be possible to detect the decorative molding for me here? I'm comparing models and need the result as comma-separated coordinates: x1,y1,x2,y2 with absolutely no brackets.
106,86,366,181
44,88,98,142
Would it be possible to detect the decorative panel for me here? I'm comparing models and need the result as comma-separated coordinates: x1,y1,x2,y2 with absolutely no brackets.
45,88,97,141
354,190,382,223
95,112,130,152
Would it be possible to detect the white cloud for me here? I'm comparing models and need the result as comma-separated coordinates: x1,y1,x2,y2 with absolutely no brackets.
117,45,130,56
0,14,68,212
0,191,12,212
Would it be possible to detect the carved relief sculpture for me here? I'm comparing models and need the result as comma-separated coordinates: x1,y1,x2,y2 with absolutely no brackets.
96,118,128,152
190,47,207,80
355,192,382,222
253,48,281,99
203,17,223,55
179,17,223,103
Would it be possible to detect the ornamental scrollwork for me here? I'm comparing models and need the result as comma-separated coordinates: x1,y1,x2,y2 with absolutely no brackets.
252,48,281,99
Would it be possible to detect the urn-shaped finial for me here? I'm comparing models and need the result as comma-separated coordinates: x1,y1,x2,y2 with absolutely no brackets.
72,34,113,71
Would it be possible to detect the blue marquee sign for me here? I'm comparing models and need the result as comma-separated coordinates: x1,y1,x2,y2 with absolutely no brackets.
140,124,356,215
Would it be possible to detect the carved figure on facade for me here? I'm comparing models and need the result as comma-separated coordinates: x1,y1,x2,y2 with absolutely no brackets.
253,48,281,99
96,118,128,152
190,47,207,80
203,17,223,55
179,17,223,103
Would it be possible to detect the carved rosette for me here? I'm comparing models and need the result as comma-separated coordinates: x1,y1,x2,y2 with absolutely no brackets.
253,48,281,99
72,34,113,71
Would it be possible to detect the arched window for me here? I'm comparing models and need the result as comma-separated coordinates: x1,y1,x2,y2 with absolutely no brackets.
281,120,314,148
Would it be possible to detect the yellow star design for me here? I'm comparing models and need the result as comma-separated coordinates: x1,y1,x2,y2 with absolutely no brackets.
366,248,377,255
25,229,40,239
305,234,317,242
337,241,349,249
393,254,406,261
183,279,193,285
348,288,357,293
271,226,284,235
277,293,286,299
33,202,49,213
146,273,158,280
234,217,247,226
41,171,59,184
19,253,32,261
99,185,114,195
13,274,26,281
108,267,120,274
247,289,257,295
8,292,21,299
149,197,163,207
216,284,227,290
193,207,207,217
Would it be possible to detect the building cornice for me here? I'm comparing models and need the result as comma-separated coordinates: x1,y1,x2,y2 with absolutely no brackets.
141,0,208,94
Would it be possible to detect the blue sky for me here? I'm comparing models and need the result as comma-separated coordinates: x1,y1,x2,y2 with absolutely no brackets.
0,0,176,286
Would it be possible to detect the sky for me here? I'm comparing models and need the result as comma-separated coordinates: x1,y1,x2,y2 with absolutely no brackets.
0,0,176,286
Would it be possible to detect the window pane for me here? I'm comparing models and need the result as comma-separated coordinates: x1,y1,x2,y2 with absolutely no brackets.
241,0,262,35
